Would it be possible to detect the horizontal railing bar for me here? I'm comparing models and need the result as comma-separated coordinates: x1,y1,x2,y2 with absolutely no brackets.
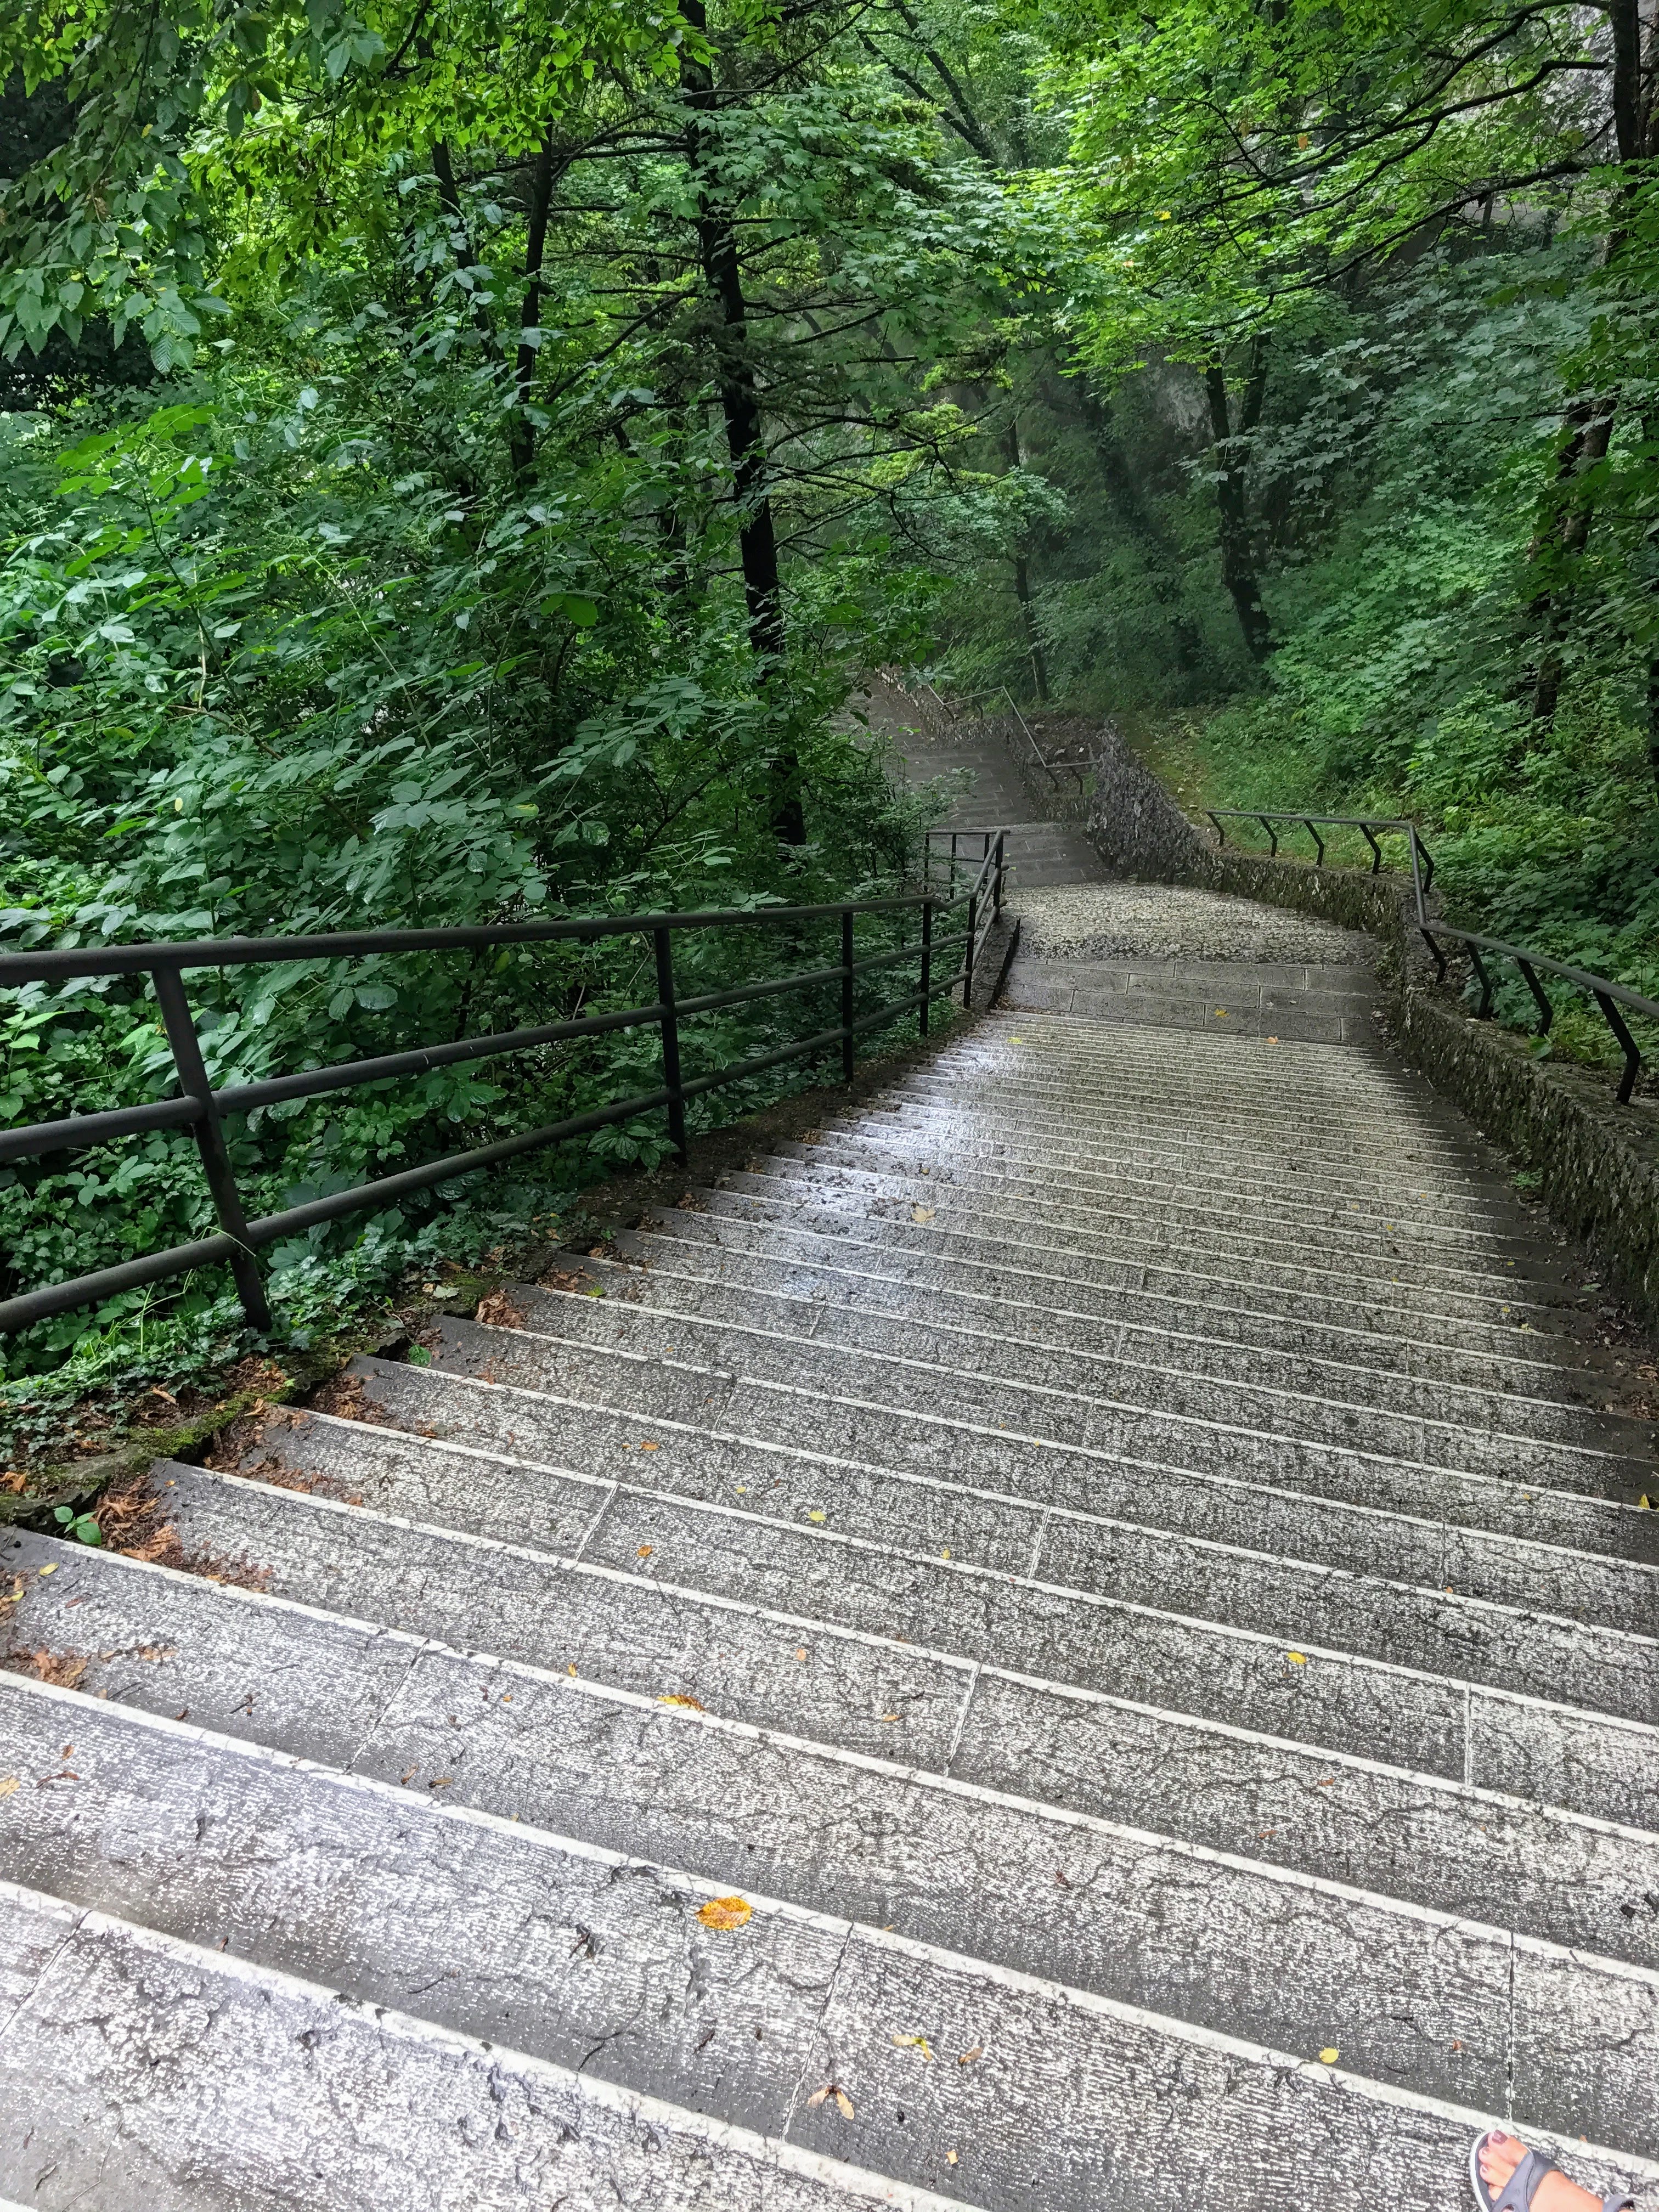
0,1094,204,1165
674,965,843,1021
0,888,980,987
1423,924,1659,1024
236,1089,676,1249
1202,809,1419,831
215,1003,673,1115
0,1230,245,1333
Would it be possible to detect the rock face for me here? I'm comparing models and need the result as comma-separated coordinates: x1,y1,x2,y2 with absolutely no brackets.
1085,720,1216,881
3,923,1658,2210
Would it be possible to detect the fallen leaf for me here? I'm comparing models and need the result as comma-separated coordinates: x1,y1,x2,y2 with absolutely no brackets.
808,1508,826,1523
639,1440,661,1451
911,1205,935,1224
1214,1007,1228,1017
879,1712,900,1722
1054,1869,1071,1889
698,1895,752,1932
948,2151,959,2165
808,2084,855,2119
1641,1495,1654,1511
1319,2047,1339,2065
429,1776,453,1789
1266,1034,1279,1044
636,1544,653,1558
0,1778,17,1797
1287,1651,1308,1665
567,1663,578,1677
795,1647,809,1661
940,1547,951,1559
957,2046,983,2065
400,1767,419,1785
891,2033,934,2063
37,1565,57,1578
659,1693,706,1711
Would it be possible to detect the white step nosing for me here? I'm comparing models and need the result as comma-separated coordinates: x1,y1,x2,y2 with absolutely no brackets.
379,1351,1647,1602
462,1312,1648,1492
711,1185,1579,1337
736,1162,1567,1304
635,1212,1598,1387
0,1872,974,2212
556,1265,1645,1462
806,1129,1541,1250
18,1519,1659,1858
189,1419,1659,1765
8,1667,1659,2015
834,1111,1520,1221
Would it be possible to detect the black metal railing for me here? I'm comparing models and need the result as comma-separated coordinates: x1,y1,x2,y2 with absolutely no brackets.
1203,807,1436,893
1200,806,1658,1104
0,831,1008,1337
921,680,1089,801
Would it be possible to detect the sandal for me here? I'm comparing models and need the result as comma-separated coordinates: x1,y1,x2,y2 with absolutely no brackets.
1469,2130,1635,2212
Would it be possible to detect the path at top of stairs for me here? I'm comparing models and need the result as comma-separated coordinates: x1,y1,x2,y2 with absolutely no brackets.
3,898,1657,2209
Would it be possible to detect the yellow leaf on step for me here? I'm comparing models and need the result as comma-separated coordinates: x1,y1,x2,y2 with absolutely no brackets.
912,1205,935,1223
1319,2048,1339,2066
808,1509,827,1523
698,1895,752,1932
892,2033,934,2063
0,1778,17,1797
1288,1651,1308,1664
659,1693,705,1711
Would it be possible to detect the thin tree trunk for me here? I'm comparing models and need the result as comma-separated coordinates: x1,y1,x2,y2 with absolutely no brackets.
1071,380,1204,675
509,132,560,483
680,0,804,843
1204,346,1273,663
1530,398,1617,725
1003,419,1050,702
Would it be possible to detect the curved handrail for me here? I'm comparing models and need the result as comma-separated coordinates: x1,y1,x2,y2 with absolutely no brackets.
1198,805,1656,1103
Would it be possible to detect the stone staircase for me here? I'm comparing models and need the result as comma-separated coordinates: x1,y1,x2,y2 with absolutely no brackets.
4,997,1659,2209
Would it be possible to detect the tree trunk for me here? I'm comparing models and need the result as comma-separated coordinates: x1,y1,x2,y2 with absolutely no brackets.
1003,420,1050,702
1070,379,1204,675
1204,347,1273,663
509,132,560,483
680,0,804,843
1530,398,1617,725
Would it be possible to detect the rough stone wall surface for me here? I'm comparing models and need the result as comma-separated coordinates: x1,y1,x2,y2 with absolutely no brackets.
1199,847,1659,1329
1087,726,1217,879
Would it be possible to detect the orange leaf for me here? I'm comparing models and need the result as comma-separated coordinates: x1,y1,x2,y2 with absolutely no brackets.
697,1895,752,1932
659,1692,706,1711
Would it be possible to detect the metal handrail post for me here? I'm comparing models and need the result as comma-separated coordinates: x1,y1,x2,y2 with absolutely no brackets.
152,964,272,1331
994,830,1006,918
840,907,856,1084
919,902,933,1036
963,892,978,1008
653,926,689,1164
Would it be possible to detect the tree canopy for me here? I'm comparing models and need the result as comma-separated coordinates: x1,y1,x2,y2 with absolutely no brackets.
4,0,1658,1423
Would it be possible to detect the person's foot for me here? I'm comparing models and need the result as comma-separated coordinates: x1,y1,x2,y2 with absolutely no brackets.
1476,2131,1620,2211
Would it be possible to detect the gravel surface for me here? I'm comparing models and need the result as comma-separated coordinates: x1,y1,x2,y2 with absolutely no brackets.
1007,881,1376,965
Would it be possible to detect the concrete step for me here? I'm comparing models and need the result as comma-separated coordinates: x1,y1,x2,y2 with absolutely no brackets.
431,1299,1650,1528
0,1881,973,2212
830,1103,1544,1232
695,1180,1585,1340
780,1135,1555,1282
613,1218,1622,1418
222,1363,1659,1750
724,1156,1572,1307
884,1075,1522,1194
5,1674,1659,2170
170,1416,1659,1825
10,1526,1659,2147
623,1205,1613,1402
571,1256,1654,1477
